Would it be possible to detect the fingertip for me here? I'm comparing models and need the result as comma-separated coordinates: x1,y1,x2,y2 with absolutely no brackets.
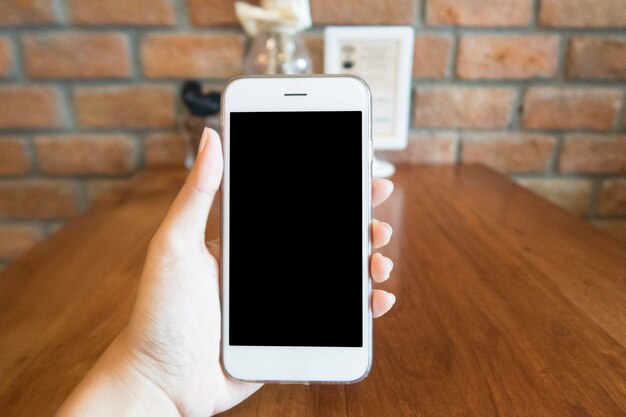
373,219,393,249
206,126,220,144
203,127,223,158
389,292,396,305
372,178,395,207
198,129,209,153
371,253,393,283
384,291,396,308
382,178,394,192
384,257,394,278
372,290,396,318
193,127,223,191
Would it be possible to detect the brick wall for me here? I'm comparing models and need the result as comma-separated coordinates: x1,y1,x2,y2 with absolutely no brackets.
0,0,625,267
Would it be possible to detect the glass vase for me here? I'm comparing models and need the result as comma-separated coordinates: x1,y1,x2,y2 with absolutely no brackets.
243,30,313,75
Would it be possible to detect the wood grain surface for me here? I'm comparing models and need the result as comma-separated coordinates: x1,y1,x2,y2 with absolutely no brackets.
0,165,625,416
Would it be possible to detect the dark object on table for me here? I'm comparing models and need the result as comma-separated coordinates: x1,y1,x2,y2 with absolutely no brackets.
181,80,221,117
178,81,222,167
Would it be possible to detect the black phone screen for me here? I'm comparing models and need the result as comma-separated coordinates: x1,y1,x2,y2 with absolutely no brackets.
228,111,364,347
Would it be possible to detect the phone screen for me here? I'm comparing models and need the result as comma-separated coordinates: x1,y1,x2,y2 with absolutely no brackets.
228,111,364,347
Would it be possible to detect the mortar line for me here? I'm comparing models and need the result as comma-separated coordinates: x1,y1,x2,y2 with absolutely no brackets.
24,134,38,179
128,29,142,81
132,131,147,171
547,133,564,175
587,178,604,219
53,0,68,25
1,25,625,36
415,0,424,28
614,88,626,132
448,28,459,80
12,31,26,83
454,132,463,164
509,84,525,130
555,33,568,82
531,0,540,28
3,33,18,81
173,0,192,28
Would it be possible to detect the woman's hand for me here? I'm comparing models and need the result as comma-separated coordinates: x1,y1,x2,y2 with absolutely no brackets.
58,128,396,417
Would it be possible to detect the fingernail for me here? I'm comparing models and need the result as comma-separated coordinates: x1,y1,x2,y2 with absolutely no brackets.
384,179,394,191
389,293,396,305
198,128,209,153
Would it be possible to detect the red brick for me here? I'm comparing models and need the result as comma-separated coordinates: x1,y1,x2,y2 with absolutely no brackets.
187,0,245,26
24,33,131,79
413,87,515,129
462,133,556,173
378,135,457,164
593,221,626,246
69,0,175,25
85,179,129,204
0,0,59,26
0,223,44,260
0,86,62,129
515,178,593,215
566,37,626,80
144,133,187,167
141,33,243,78
74,86,175,128
312,0,416,24
0,137,30,176
560,135,626,174
35,135,137,175
522,88,621,130
426,0,532,26
413,35,452,78
0,37,12,77
304,34,324,75
457,35,559,79
0,180,79,219
539,0,626,27
598,179,626,216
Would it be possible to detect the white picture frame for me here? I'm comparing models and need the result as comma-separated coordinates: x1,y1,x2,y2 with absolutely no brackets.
324,26,414,151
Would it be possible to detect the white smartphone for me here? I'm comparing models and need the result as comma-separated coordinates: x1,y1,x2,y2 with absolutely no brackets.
221,75,372,383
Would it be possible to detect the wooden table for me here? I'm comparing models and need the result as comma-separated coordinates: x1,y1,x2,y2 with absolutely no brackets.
1,165,625,416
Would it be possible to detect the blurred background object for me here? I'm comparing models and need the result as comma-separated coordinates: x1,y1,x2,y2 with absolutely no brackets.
178,80,221,169
0,0,625,269
325,26,415,177
237,0,313,74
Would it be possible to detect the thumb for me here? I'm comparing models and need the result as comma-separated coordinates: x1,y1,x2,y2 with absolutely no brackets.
160,127,223,244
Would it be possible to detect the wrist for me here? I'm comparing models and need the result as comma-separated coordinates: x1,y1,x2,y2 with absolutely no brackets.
57,332,181,417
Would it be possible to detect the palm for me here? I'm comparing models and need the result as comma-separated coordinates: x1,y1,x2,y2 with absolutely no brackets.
126,239,260,416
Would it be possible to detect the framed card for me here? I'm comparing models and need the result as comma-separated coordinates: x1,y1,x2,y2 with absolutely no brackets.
324,26,414,151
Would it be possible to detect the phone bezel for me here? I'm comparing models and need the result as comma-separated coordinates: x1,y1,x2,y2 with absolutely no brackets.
221,75,373,383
